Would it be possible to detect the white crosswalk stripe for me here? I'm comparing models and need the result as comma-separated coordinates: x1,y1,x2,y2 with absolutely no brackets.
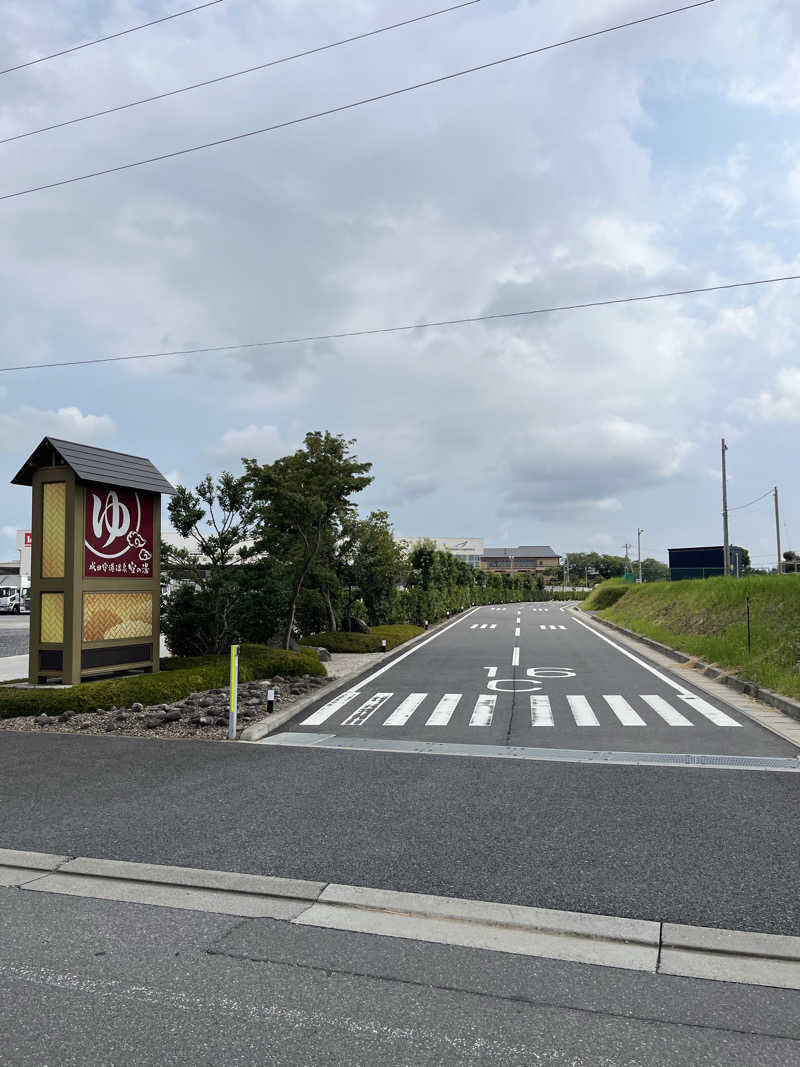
302,690,742,731
425,693,462,726
383,693,427,726
566,695,600,726
603,695,646,726
469,694,497,726
641,694,693,726
301,690,361,726
530,695,553,726
341,692,393,726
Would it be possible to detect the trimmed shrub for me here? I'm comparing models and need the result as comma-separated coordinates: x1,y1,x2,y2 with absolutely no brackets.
300,623,423,654
0,645,324,720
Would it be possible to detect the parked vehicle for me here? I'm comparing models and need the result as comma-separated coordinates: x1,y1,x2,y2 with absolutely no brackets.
0,587,24,614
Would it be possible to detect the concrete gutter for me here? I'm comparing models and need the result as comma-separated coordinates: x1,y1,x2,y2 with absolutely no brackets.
2,847,798,989
241,609,477,743
575,608,800,747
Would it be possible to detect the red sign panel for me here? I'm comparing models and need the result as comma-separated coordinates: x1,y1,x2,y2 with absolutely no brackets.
24,532,32,546
84,485,154,578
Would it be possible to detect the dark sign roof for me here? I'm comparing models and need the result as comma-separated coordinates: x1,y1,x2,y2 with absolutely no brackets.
483,546,558,558
11,437,176,495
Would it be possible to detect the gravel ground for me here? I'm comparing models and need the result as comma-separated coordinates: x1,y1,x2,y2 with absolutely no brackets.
0,652,383,741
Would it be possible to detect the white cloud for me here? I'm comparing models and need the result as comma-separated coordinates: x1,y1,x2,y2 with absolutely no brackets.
743,368,800,422
0,406,113,452
212,424,295,460
787,161,800,205
1,525,17,539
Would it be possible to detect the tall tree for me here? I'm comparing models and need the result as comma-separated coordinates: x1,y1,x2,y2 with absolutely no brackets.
244,432,373,649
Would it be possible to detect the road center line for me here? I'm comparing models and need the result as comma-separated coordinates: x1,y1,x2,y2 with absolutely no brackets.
512,647,520,667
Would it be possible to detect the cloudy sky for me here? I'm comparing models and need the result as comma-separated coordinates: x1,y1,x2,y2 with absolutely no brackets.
1,0,798,566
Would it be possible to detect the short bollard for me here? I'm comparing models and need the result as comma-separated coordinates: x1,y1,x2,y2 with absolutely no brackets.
228,644,240,740
424,619,429,630
381,639,387,653
267,688,275,715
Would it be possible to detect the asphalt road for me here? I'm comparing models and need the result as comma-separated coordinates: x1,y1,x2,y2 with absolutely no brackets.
1,730,798,935
1,888,798,1066
283,603,797,757
0,614,29,658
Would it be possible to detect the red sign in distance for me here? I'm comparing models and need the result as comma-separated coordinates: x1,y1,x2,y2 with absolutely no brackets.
24,532,32,546
84,485,154,578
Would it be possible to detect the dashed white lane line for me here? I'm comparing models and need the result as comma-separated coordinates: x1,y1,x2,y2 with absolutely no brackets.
515,627,521,637
425,693,461,726
512,647,520,667
604,695,646,727
469,694,496,726
383,693,427,727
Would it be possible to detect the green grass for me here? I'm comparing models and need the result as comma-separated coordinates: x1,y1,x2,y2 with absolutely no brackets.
581,578,629,611
300,623,424,654
595,575,800,701
0,644,325,720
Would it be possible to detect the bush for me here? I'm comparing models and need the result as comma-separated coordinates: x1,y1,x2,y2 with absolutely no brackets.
300,623,423,653
0,644,324,720
581,580,630,611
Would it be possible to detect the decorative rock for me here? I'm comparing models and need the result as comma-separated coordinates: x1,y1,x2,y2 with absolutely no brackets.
144,716,164,729
58,710,75,722
104,722,116,732
311,646,332,662
131,703,145,714
341,616,370,634
266,633,302,652
35,714,51,725
163,710,181,722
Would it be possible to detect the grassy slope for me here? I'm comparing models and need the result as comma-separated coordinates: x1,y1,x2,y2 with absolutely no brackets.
595,576,800,701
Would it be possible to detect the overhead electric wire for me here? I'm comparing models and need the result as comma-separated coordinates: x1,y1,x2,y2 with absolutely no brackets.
1,271,796,375
729,489,774,511
0,1,225,77
0,0,716,202
0,2,480,146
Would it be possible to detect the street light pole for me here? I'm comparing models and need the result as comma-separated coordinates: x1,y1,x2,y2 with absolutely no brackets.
637,528,644,584
774,486,782,574
721,438,730,576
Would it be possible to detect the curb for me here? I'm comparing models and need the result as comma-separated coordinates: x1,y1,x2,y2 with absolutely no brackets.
580,610,800,726
2,847,798,989
241,608,477,742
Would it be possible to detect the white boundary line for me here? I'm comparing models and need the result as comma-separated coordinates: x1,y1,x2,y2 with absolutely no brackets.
572,615,697,698
336,607,480,691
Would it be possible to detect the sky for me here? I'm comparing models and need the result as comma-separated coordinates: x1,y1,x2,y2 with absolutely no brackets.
0,0,798,567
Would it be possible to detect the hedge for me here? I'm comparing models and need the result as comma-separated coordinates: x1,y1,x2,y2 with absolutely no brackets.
300,623,423,654
0,644,324,720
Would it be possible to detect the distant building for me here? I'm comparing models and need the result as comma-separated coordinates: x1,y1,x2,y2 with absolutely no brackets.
481,546,559,575
668,545,745,580
400,537,484,568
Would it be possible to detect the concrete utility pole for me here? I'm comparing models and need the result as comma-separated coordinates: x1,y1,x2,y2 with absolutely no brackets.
637,528,644,584
721,438,730,576
774,486,782,574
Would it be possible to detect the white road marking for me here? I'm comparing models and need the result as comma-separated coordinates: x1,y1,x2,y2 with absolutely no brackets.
604,695,646,726
515,627,521,637
490,624,497,630
558,625,566,630
301,690,362,726
470,624,478,629
540,625,546,630
383,693,427,727
549,625,557,630
566,695,599,726
426,693,462,726
641,694,693,727
485,667,498,678
678,694,742,727
480,624,488,630
469,694,496,726
530,695,553,727
512,647,520,666
341,693,393,726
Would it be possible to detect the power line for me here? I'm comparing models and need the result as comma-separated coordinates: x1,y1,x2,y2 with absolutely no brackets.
0,1,225,78
729,489,773,511
0,2,480,146
1,270,796,375
0,0,716,202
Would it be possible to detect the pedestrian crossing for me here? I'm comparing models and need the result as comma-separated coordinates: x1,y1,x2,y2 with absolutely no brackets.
301,689,742,730
470,623,498,630
540,624,567,630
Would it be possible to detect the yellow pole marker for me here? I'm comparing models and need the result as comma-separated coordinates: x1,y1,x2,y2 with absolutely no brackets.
228,644,240,740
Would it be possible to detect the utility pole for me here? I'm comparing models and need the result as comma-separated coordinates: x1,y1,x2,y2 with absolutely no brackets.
637,528,644,583
774,486,782,574
721,438,730,576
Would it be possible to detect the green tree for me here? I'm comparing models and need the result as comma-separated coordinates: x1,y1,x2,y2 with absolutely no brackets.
244,432,373,649
342,510,407,627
